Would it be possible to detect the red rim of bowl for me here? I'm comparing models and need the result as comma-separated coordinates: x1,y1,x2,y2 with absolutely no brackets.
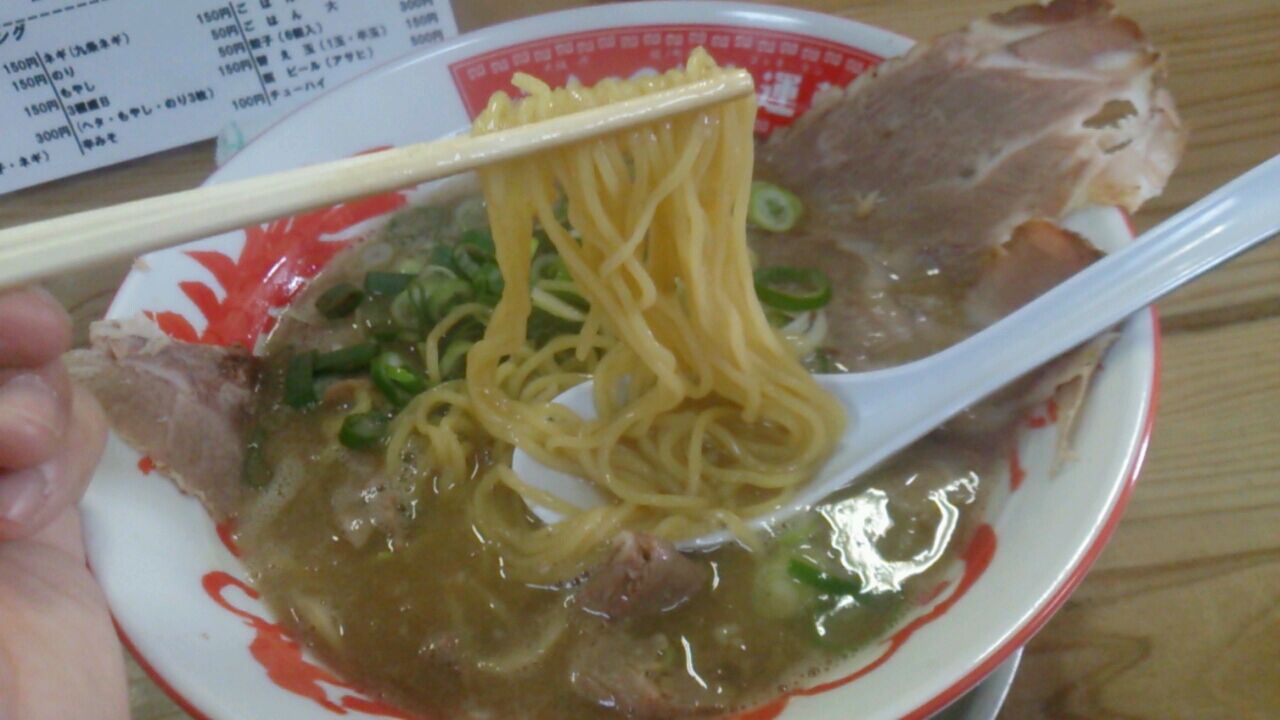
89,9,1162,719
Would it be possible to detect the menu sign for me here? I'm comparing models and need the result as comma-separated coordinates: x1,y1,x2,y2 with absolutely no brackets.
0,0,457,194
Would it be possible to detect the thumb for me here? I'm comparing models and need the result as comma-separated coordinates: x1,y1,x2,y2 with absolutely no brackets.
0,512,130,720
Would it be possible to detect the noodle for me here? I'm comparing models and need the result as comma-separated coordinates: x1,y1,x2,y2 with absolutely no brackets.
392,49,845,580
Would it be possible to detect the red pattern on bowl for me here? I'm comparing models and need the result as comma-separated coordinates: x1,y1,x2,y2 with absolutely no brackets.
448,24,880,135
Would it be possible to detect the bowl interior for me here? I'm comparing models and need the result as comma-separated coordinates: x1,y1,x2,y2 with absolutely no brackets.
83,4,1155,719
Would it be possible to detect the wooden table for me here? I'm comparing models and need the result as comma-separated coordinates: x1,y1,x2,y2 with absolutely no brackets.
2,1,1275,718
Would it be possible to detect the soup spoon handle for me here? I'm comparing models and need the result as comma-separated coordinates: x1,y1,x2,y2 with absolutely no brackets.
823,153,1280,483
516,156,1280,547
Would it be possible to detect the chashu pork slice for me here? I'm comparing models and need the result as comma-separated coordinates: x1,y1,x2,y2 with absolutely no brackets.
760,0,1184,273
65,318,257,519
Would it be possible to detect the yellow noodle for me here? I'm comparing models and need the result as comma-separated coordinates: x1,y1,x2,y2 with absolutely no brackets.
466,50,843,577
385,49,843,581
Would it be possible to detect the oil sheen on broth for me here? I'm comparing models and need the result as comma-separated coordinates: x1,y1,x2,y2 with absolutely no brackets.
236,179,1011,718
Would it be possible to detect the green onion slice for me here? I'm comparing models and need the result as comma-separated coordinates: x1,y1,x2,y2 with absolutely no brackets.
475,263,504,296
364,271,415,297
427,278,473,321
452,243,490,283
339,412,391,450
429,244,460,274
417,264,458,283
810,349,835,374
532,255,570,281
390,289,423,331
748,180,804,232
371,351,427,407
314,343,379,374
315,283,365,319
458,228,495,256
754,266,832,312
394,256,426,275
283,352,318,408
439,340,473,380
787,558,861,596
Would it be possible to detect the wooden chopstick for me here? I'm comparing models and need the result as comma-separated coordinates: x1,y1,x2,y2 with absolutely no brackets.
0,70,753,289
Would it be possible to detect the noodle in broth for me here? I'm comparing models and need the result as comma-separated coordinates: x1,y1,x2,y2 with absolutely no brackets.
382,49,844,581
233,48,1029,719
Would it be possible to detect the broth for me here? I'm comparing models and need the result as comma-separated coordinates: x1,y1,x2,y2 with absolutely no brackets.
236,187,1012,719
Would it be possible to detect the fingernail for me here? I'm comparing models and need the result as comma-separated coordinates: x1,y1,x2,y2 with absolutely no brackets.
0,465,51,525
0,374,60,437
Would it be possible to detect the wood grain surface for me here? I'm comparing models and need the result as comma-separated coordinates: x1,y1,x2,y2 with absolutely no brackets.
1,1,1274,718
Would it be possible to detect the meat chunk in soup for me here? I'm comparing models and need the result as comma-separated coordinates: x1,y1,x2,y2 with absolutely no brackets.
65,318,257,519
577,532,709,621
327,456,414,549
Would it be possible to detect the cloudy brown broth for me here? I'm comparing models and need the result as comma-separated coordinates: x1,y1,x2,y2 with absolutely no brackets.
235,186,1014,719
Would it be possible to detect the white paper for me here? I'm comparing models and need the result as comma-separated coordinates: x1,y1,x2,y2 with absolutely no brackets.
0,0,458,194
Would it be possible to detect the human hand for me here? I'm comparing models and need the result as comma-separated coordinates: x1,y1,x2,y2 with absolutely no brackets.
0,287,128,720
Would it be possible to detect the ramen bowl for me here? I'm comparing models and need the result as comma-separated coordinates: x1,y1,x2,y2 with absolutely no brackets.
82,3,1157,719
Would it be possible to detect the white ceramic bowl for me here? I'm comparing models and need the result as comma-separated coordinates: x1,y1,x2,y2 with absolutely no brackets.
82,3,1158,719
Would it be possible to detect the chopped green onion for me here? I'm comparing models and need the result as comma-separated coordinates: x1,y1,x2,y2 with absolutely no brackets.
314,343,379,374
458,228,495,256
439,340,473,380
402,278,441,329
475,263,504,296
417,264,458,283
315,283,365,319
371,351,427,407
339,412,391,450
748,180,804,232
809,589,905,650
532,255,569,281
442,313,489,346
810,349,835,374
394,256,426,275
283,352,318,408
427,278,473,321
534,279,583,300
452,244,489,282
429,244,460,274
754,266,832,312
787,558,861,596
390,288,423,332
526,308,581,346
364,271,415,297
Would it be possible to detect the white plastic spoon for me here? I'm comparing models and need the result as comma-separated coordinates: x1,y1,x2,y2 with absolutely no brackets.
513,155,1280,551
